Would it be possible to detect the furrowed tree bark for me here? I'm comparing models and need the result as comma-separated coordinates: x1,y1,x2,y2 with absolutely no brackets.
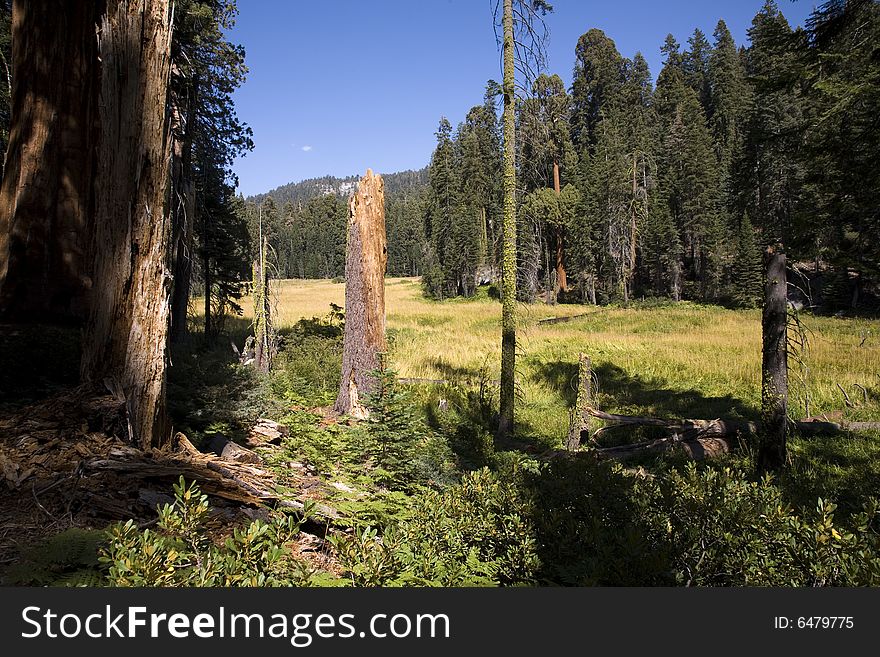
759,245,788,473
498,0,517,440
334,169,387,419
81,0,174,451
0,0,104,322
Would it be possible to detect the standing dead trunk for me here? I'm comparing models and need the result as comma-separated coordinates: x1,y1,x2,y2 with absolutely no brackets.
81,0,174,451
203,248,212,338
758,245,788,473
552,158,568,294
252,233,272,373
0,0,103,322
169,73,198,343
334,169,387,419
566,353,593,450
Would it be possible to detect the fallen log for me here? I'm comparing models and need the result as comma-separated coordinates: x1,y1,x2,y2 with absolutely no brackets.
585,407,879,441
586,408,880,461
538,313,590,325
594,419,742,462
83,447,339,522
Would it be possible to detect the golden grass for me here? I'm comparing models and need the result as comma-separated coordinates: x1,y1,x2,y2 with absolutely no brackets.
228,277,880,442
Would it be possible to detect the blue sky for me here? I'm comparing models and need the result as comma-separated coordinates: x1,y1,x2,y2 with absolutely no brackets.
230,0,817,198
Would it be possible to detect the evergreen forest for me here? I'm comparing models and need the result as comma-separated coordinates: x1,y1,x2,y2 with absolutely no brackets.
0,0,879,602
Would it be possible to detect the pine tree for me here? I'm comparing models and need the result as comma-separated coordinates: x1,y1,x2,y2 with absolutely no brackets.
571,28,625,152
740,0,806,247
425,117,460,298
169,0,253,341
656,65,723,300
519,73,576,292
800,0,880,310
683,28,712,114
709,20,750,179
731,214,763,308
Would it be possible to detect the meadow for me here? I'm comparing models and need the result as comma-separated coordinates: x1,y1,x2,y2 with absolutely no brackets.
255,277,879,440
209,276,880,509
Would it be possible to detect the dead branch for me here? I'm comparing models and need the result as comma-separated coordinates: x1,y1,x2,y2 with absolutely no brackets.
837,382,855,408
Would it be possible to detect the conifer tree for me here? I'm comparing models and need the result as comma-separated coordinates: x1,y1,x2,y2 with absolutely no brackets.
740,0,806,248
800,0,880,309
682,28,712,114
655,65,723,300
731,214,763,308
425,117,460,298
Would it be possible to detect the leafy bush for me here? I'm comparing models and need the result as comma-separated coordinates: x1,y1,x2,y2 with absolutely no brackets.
330,468,536,586
101,477,311,587
271,310,344,405
1,528,105,587
656,464,880,586
328,457,880,587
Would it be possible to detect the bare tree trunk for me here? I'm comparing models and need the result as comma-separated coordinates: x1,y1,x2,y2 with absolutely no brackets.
334,169,387,419
0,0,103,322
169,73,198,342
498,0,517,440
552,158,568,294
758,245,788,473
566,353,592,450
81,0,174,451
252,234,272,373
203,248,212,338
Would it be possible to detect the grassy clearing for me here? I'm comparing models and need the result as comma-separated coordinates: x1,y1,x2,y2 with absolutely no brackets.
231,278,880,442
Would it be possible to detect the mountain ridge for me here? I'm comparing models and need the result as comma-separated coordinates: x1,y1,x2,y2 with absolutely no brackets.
247,167,429,208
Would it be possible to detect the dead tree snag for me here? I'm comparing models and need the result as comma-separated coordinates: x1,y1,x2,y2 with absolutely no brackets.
334,169,387,419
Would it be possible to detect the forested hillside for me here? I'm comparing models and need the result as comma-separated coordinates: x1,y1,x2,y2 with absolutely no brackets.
249,0,878,314
243,169,429,278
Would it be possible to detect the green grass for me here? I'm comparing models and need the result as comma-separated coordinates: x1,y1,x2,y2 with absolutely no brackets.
206,278,880,511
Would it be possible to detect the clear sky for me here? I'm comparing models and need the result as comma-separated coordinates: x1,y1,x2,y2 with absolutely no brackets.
229,0,817,198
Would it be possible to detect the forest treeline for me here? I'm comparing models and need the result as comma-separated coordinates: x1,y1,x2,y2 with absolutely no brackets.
250,0,879,312
242,169,428,280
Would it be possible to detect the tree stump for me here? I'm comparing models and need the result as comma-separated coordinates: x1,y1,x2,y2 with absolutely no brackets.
566,353,593,450
334,169,387,419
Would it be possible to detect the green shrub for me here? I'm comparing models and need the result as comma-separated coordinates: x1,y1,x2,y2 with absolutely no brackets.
271,311,344,405
362,357,458,491
656,464,880,586
101,477,312,587
330,468,536,586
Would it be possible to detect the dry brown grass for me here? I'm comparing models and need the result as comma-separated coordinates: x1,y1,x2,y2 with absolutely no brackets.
226,277,880,442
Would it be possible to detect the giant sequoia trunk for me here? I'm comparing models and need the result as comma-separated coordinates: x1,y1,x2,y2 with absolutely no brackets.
81,0,174,450
0,0,104,322
334,170,387,419
758,245,788,473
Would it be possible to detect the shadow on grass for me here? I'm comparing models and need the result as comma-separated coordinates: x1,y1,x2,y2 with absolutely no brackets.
531,359,756,421
780,431,880,513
